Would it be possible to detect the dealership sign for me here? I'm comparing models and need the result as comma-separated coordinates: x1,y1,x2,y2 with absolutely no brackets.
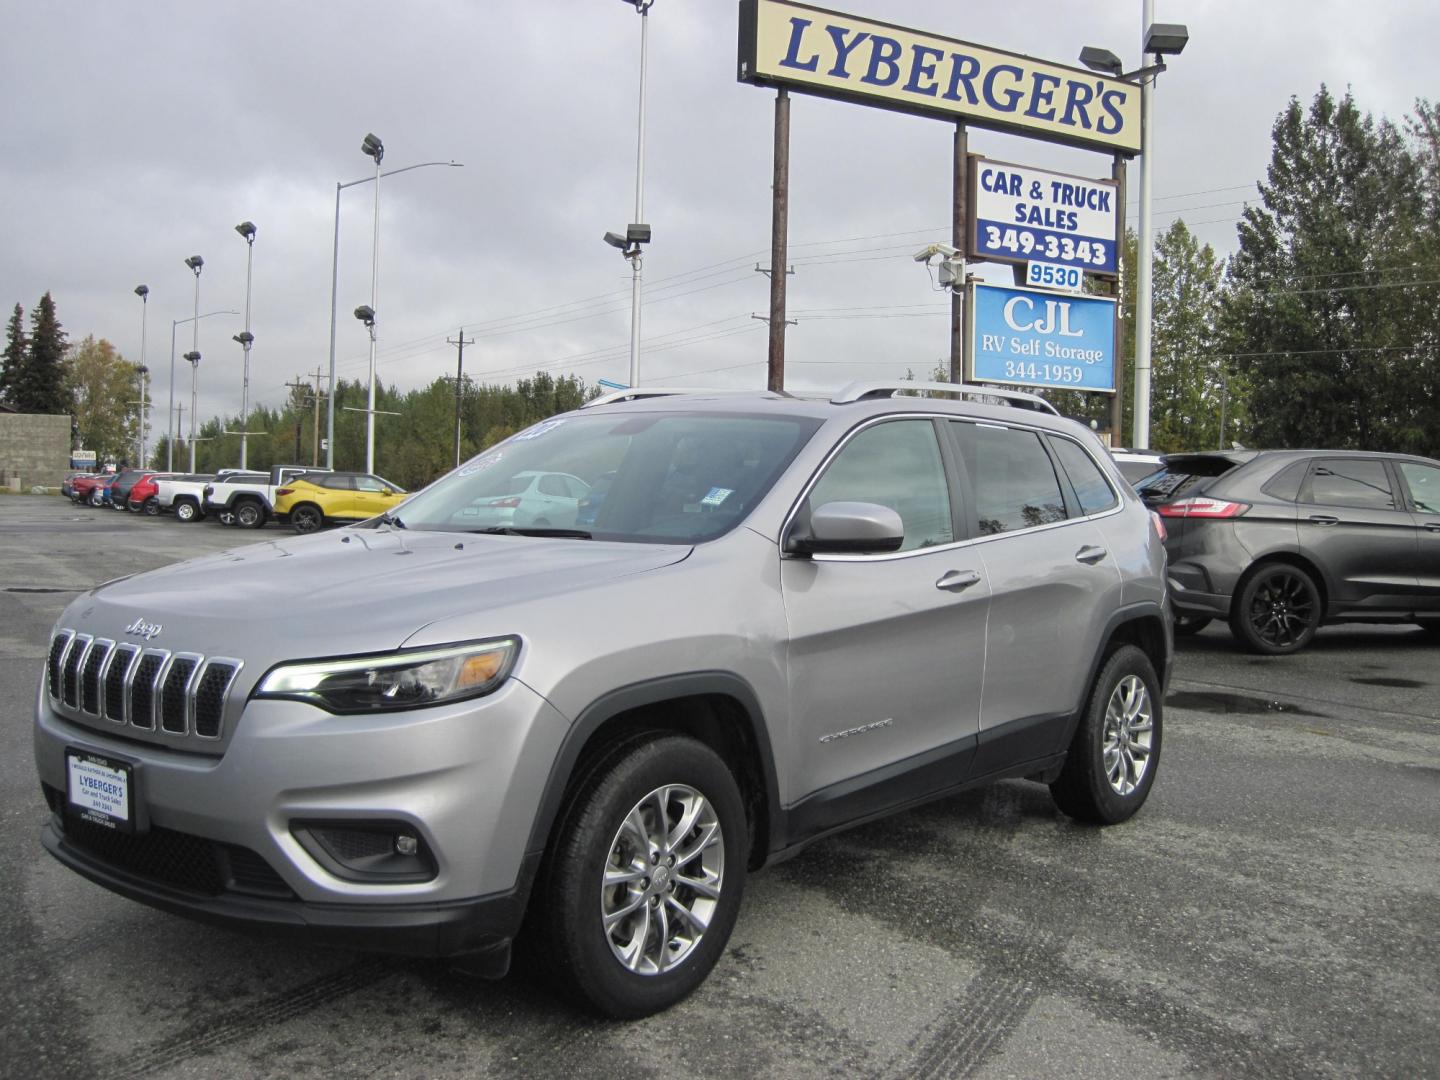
737,0,1141,154
969,283,1116,393
970,156,1119,275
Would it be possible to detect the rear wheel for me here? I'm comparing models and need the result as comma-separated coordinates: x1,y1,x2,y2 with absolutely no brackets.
234,500,265,529
89,489,103,507
1230,563,1321,655
143,497,160,516
1050,644,1162,825
534,734,746,1019
291,505,323,534
174,500,198,523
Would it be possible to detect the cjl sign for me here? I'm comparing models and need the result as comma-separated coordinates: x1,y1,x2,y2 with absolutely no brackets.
969,283,1116,393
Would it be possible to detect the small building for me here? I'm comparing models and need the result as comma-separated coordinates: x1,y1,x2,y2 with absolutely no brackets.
0,412,72,490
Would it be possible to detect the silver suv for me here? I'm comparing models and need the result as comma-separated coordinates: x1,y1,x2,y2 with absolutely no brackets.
34,382,1172,1018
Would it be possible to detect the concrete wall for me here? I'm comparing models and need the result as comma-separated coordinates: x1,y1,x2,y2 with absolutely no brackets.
0,414,71,490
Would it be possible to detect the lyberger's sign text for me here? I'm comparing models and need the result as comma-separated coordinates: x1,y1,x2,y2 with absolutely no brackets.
738,0,1141,155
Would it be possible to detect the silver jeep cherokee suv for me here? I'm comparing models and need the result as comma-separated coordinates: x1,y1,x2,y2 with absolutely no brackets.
34,382,1172,1018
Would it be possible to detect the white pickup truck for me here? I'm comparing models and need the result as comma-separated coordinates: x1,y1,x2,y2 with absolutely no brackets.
203,465,327,529
153,473,222,523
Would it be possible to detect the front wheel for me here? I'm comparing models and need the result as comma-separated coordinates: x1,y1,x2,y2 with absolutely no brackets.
535,734,747,1019
143,497,160,517
1230,563,1321,655
1050,644,1162,825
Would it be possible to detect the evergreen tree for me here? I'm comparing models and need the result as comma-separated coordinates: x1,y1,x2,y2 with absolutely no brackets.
1225,87,1435,454
15,292,71,415
0,303,24,406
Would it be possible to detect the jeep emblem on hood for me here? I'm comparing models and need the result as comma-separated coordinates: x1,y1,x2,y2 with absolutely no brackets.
124,618,163,641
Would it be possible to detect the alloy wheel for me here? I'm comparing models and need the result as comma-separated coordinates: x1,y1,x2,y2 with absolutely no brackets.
600,783,724,976
1101,674,1154,796
1245,569,1317,650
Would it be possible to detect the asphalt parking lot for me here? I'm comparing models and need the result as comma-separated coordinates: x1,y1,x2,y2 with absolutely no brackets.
2,496,1436,1080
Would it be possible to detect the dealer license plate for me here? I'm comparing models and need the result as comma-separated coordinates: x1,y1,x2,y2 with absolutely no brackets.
66,749,134,832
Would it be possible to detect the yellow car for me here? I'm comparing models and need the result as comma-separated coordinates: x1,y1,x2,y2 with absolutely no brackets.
275,472,407,533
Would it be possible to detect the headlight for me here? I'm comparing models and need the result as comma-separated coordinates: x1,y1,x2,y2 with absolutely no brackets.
254,638,518,714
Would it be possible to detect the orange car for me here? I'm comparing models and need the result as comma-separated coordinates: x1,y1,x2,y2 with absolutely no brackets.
274,472,407,533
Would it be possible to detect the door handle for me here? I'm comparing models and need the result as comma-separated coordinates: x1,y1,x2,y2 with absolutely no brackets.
1075,545,1108,565
936,570,982,592
1308,515,1340,526
1426,523,1440,533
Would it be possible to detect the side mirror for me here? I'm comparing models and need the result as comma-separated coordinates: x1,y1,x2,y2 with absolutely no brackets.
786,501,905,556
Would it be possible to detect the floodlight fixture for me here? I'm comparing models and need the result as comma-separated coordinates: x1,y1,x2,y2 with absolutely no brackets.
603,231,628,250
235,220,257,241
184,255,204,273
354,304,375,326
1144,23,1189,56
1079,46,1123,76
361,133,384,163
626,223,652,245
184,350,201,364
134,284,149,299
233,331,254,346
620,0,655,11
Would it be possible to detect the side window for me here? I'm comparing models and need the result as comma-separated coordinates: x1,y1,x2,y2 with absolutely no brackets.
806,420,953,552
1051,437,1119,515
323,475,356,490
953,422,1067,535
563,476,590,499
1261,461,1309,503
1398,461,1440,514
1307,460,1394,509
353,476,386,492
538,474,570,497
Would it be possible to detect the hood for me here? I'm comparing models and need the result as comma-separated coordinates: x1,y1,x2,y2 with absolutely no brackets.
63,528,691,669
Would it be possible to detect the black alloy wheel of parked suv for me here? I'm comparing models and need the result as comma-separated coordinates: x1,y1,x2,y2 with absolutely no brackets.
1137,449,1440,654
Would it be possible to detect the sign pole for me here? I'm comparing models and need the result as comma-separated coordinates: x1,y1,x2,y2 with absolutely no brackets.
1110,153,1128,443
950,122,968,383
767,88,791,392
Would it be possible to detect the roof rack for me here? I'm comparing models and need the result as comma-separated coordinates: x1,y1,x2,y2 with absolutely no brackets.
581,387,777,409
831,380,1060,416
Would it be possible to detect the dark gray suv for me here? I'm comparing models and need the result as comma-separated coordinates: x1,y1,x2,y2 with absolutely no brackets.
36,382,1171,1017
1140,449,1440,653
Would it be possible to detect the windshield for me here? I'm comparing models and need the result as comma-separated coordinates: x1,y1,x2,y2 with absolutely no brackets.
394,411,820,542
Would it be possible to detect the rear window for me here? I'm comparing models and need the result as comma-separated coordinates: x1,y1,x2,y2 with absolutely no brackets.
1135,457,1240,504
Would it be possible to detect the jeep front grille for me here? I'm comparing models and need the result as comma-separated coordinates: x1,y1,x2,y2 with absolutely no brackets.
48,630,242,746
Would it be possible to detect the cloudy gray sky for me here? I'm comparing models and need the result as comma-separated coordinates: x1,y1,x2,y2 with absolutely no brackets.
2,0,1435,433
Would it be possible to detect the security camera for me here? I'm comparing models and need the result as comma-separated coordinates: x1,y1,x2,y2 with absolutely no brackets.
914,242,961,262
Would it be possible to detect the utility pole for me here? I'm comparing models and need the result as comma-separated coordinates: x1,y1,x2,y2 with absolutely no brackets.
447,328,474,468
173,404,184,467
285,374,311,465
311,366,327,467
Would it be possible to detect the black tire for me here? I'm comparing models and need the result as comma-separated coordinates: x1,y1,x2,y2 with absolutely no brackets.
1173,612,1212,637
143,497,160,517
1229,563,1321,655
89,489,102,507
234,500,266,529
1050,644,1162,825
291,504,323,534
1416,620,1440,637
533,733,747,1019
174,500,198,523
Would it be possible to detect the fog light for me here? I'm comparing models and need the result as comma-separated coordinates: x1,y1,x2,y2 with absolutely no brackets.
290,820,437,884
395,833,418,855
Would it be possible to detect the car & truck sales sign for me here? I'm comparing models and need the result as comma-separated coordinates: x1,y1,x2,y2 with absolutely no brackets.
970,283,1116,393
737,0,1141,155
971,156,1119,275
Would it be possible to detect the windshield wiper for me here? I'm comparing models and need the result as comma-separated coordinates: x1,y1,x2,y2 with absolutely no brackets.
470,526,592,539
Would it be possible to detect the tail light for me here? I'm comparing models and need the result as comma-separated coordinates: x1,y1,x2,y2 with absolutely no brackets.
276,488,293,497
487,497,522,508
1150,511,1167,543
1156,496,1250,519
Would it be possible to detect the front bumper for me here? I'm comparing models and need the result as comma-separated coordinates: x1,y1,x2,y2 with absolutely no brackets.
34,675,569,960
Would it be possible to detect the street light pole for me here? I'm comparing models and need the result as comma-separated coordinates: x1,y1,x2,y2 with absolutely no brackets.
167,309,237,471
234,222,257,468
1134,0,1156,450
182,256,204,471
626,0,653,387
325,157,462,470
134,285,149,466
360,133,383,475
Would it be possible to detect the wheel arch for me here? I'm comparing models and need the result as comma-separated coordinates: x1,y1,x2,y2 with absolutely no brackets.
1053,602,1171,761
525,673,782,873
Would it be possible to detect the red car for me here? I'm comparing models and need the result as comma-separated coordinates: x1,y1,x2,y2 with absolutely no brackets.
127,472,173,515
70,474,107,506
